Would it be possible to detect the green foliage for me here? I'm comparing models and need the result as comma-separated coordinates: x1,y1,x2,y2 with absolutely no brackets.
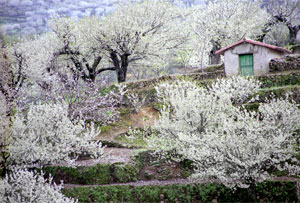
116,134,147,147
80,165,111,185
244,103,260,112
41,163,142,185
99,125,111,133
254,86,300,103
134,150,194,180
112,163,138,183
152,102,164,111
42,164,111,185
99,85,118,96
202,64,225,73
119,107,131,117
257,73,300,88
62,181,298,202
116,127,156,147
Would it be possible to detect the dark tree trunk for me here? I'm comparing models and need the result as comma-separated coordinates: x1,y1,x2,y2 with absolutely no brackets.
0,150,9,177
256,34,266,42
4,93,14,118
273,15,300,46
288,26,300,45
209,40,221,65
58,47,104,83
256,21,278,42
110,51,129,83
119,54,129,82
117,68,127,83
247,182,257,202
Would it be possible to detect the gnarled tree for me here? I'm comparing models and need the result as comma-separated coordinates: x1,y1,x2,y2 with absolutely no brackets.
93,0,188,82
262,0,300,45
190,0,269,65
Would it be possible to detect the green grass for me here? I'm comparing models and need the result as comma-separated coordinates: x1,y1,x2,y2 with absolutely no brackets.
115,134,148,147
62,181,298,203
41,163,139,185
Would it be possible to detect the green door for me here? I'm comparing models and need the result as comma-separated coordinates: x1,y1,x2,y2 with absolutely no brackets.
239,54,254,76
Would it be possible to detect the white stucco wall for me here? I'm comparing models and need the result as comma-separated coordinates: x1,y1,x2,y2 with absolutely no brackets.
224,43,283,76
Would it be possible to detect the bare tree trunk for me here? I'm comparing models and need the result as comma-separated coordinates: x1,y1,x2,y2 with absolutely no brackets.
256,21,278,42
110,51,129,83
247,182,257,202
288,26,300,45
209,40,221,65
117,68,127,83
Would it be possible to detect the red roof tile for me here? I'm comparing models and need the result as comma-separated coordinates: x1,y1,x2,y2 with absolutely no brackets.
215,39,291,55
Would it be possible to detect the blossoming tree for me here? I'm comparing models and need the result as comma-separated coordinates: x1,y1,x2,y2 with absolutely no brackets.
48,0,188,83
8,101,104,168
93,0,189,82
0,169,76,203
262,0,300,45
189,0,270,65
149,77,300,194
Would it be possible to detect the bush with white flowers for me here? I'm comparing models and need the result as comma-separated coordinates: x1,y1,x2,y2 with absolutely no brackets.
9,101,104,167
0,168,76,203
209,76,261,104
149,76,300,189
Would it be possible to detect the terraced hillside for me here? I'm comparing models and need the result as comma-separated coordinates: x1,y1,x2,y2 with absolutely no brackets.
32,67,300,202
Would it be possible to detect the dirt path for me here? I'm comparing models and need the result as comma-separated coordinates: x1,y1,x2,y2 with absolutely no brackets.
63,178,209,189
74,148,138,166
63,177,300,189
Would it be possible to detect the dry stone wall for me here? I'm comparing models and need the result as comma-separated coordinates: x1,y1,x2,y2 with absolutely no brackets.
269,54,300,72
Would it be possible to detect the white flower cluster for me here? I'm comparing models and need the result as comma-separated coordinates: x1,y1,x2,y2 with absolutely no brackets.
10,33,60,84
209,76,261,104
150,76,300,189
9,101,104,167
67,84,127,125
0,168,76,203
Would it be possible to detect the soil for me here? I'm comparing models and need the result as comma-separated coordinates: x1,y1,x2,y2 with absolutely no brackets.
74,148,137,166
63,176,300,189
129,106,159,128
63,178,210,188
95,106,159,143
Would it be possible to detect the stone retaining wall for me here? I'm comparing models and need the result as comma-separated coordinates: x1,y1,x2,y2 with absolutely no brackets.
126,70,225,90
269,54,300,72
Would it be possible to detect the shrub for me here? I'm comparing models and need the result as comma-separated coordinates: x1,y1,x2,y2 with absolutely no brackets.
8,102,104,167
0,168,77,203
149,76,300,190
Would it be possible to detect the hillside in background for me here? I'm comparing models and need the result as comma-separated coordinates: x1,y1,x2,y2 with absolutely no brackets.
0,0,120,35
0,0,202,35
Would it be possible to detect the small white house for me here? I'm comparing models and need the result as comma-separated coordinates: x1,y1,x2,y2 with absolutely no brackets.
216,39,291,76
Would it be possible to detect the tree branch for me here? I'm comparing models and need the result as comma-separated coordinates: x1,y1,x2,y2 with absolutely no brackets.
95,67,116,75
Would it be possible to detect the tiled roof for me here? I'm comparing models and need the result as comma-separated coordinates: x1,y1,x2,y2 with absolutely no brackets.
216,39,291,55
